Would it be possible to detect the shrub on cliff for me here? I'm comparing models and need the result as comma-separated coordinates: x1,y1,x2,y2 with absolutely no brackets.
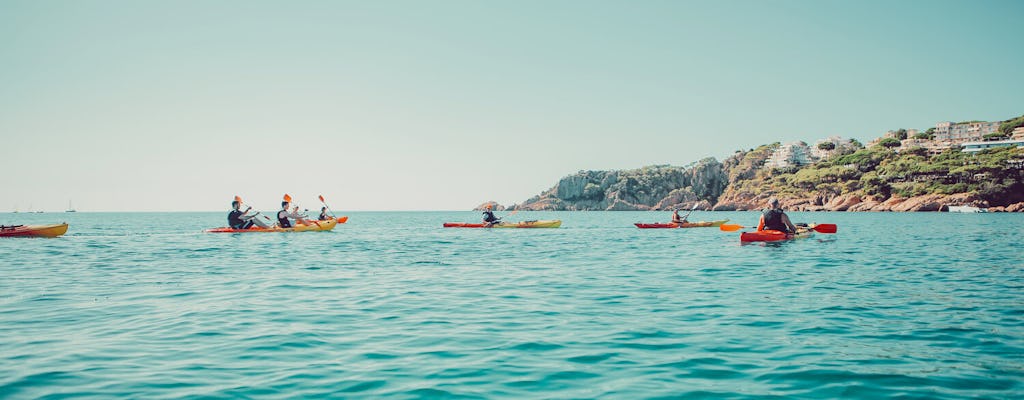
999,114,1024,135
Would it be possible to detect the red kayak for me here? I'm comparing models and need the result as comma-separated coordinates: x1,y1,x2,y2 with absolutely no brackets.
740,229,812,242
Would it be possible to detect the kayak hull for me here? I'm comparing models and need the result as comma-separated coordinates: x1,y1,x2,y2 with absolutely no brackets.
206,219,338,233
740,229,812,242
0,223,69,238
443,220,562,228
635,219,729,229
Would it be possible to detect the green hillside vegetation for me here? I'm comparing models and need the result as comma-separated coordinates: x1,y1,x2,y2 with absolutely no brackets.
755,145,1024,205
999,114,1024,135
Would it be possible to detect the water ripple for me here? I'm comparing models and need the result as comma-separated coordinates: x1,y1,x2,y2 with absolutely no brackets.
0,211,1022,398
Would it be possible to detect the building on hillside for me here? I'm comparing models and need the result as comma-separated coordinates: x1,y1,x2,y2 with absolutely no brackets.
868,129,918,148
764,141,814,169
933,121,1000,142
811,136,856,159
899,138,947,156
1012,126,1024,139
961,138,1024,153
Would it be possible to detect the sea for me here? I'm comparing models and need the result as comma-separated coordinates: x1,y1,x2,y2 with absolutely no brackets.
1,211,1022,399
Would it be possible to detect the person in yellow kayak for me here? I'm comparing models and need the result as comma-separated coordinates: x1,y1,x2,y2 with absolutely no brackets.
318,206,332,221
277,197,309,228
228,197,270,229
757,198,798,233
482,204,501,227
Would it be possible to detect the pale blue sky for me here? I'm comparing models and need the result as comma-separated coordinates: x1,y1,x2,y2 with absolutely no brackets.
2,0,1022,211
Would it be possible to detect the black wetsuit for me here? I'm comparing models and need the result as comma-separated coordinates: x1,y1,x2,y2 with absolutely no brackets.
482,210,500,224
278,210,292,228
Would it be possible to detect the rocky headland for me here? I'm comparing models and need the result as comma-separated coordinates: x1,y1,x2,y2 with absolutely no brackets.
511,140,1024,212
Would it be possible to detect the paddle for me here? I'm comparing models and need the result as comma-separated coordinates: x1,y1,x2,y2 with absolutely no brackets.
674,204,699,225
719,224,745,232
720,223,837,233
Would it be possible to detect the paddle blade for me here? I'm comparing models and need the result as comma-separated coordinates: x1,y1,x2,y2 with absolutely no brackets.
319,195,326,202
337,216,348,224
283,193,292,202
812,223,837,234
234,195,242,203
719,224,744,232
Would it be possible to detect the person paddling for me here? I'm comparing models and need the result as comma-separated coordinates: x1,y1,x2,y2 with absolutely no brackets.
671,209,688,226
482,204,501,227
228,197,270,229
318,207,331,221
757,198,798,234
277,196,309,228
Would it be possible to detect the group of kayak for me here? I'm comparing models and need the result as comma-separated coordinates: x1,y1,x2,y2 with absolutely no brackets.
2,198,835,242
443,199,837,243
207,194,348,233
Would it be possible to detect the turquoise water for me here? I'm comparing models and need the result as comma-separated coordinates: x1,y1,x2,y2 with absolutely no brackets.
1,211,1022,398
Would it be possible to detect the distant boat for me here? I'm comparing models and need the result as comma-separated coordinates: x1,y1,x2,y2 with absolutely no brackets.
66,200,76,213
946,205,987,213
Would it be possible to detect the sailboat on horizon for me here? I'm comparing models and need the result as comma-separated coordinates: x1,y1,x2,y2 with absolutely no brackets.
66,200,76,213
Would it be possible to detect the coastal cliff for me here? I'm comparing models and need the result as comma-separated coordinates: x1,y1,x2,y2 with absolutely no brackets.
513,144,1024,212
516,158,727,211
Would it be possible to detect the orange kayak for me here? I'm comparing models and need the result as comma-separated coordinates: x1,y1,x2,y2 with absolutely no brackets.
0,223,69,238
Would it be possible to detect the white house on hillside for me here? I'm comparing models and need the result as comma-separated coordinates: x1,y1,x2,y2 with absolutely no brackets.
811,136,857,159
764,142,814,169
933,121,1000,142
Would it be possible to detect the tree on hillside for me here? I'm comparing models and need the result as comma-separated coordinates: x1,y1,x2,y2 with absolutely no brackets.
914,132,934,140
879,138,902,148
895,128,908,140
849,139,864,149
818,142,836,151
1000,114,1024,135
984,132,1009,141
926,127,936,135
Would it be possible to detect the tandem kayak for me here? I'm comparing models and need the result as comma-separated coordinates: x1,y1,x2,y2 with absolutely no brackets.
739,229,812,242
0,223,69,238
635,219,729,229
206,218,338,233
443,220,562,228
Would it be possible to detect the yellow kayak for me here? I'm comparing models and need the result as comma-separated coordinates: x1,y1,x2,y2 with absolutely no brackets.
443,220,562,228
207,219,338,233
0,223,69,238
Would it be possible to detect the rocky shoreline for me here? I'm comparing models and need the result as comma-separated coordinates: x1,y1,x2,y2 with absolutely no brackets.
710,192,1024,212
492,142,1023,212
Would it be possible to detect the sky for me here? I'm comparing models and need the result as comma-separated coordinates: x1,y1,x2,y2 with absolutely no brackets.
1,0,1022,212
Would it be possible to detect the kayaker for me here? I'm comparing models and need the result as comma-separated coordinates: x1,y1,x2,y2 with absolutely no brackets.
671,209,688,225
277,201,308,228
757,198,798,234
318,207,331,221
228,200,269,229
482,204,501,227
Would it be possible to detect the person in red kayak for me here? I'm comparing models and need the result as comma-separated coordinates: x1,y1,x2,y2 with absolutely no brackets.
228,198,270,229
757,198,798,234
671,209,689,225
482,204,501,227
